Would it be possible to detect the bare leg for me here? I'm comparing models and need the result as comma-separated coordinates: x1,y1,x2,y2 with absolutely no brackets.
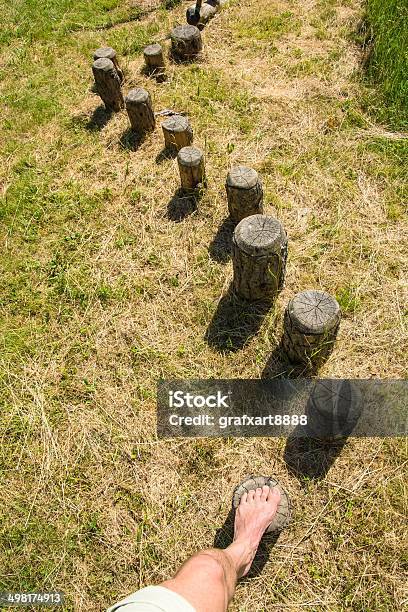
162,486,281,612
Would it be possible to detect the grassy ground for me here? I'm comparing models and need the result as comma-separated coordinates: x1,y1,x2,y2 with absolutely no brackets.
0,0,407,610
362,0,408,129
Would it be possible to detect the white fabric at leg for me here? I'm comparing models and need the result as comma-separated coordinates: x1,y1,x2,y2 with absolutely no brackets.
107,586,196,612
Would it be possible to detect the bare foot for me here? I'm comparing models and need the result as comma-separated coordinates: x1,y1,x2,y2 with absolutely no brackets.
230,485,281,577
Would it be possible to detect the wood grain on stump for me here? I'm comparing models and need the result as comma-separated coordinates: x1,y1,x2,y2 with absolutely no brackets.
282,290,341,365
143,43,165,78
93,47,124,83
232,475,291,533
125,88,155,136
226,166,264,222
162,116,193,152
232,214,287,301
177,146,205,190
92,58,124,112
170,25,203,62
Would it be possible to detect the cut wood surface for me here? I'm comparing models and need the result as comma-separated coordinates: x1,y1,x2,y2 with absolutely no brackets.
92,58,124,112
162,115,194,152
170,24,203,61
93,47,124,83
232,214,287,301
177,146,205,189
143,43,165,78
226,165,264,222
125,88,156,135
283,290,341,365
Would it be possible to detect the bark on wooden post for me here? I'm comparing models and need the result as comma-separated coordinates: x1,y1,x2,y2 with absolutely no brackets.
93,47,124,83
282,290,341,366
226,166,264,223
187,2,217,29
232,214,287,301
177,146,205,190
162,116,193,152
143,43,166,79
125,88,155,136
92,58,124,112
170,25,203,62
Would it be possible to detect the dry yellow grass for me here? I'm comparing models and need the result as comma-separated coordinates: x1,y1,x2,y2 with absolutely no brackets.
0,0,407,610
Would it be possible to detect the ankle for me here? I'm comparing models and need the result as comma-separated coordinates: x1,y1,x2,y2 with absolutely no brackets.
225,538,254,575
234,528,263,552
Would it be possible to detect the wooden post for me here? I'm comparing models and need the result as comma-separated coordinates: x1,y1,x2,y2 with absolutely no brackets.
186,0,202,26
92,58,124,112
305,380,362,440
170,25,203,62
162,116,193,152
232,214,287,301
226,166,264,223
93,47,124,83
187,1,217,29
125,88,155,136
143,43,165,79
282,290,341,366
177,146,205,190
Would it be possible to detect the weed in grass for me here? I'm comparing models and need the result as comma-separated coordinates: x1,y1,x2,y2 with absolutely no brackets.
336,286,361,314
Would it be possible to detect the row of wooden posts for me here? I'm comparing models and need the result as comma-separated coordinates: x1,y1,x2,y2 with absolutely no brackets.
90,12,341,368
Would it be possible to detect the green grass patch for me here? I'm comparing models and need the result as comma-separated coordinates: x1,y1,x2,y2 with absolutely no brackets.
363,0,408,129
235,10,301,41
161,65,258,133
161,0,182,8
361,137,407,220
0,0,147,44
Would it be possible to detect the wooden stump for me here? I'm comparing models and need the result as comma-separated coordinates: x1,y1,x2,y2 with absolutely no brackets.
187,1,217,28
282,290,341,366
226,166,264,223
232,214,287,301
186,0,202,26
305,380,362,440
162,116,193,152
177,146,205,190
93,47,124,83
170,25,203,62
125,88,155,136
233,475,291,533
143,43,165,79
92,58,124,112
